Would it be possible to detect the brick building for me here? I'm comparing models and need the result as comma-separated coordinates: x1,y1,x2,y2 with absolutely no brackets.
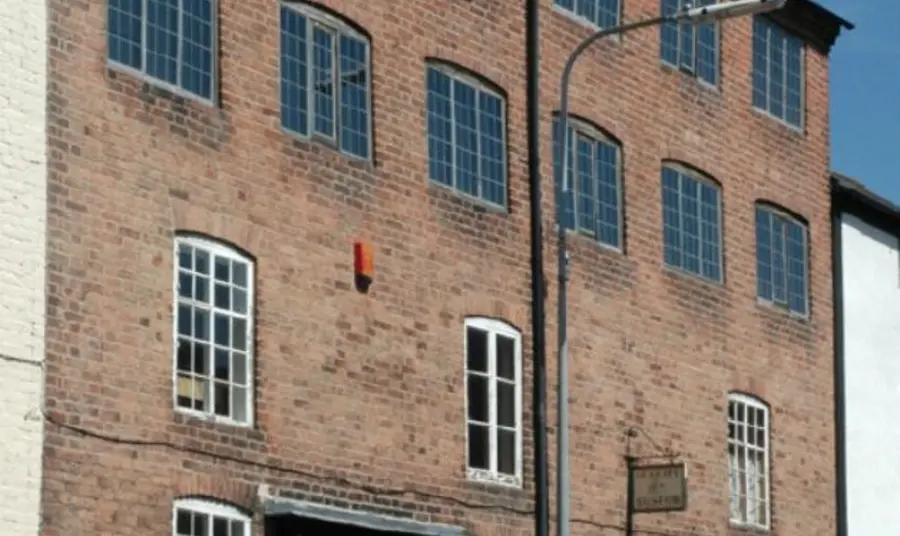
41,0,850,535
0,0,48,534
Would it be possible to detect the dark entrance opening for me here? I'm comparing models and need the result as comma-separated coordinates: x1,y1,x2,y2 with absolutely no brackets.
266,515,416,536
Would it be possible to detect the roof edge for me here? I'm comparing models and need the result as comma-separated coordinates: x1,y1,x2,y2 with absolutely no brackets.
767,0,854,56
831,172,900,231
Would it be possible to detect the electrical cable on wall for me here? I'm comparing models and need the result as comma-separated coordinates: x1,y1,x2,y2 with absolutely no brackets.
41,409,696,536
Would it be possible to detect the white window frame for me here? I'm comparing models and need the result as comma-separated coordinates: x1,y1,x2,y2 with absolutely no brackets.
172,498,251,536
463,317,523,488
555,116,624,251
278,2,373,160
172,235,255,427
424,63,509,209
727,393,771,530
107,0,220,105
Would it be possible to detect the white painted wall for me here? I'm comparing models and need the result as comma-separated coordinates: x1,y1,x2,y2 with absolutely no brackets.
0,0,47,534
840,213,900,536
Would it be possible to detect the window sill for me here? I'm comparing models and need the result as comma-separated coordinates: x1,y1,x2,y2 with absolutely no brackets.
659,62,722,96
728,520,772,535
466,468,522,489
755,298,810,322
662,264,724,288
750,106,805,137
428,181,509,215
281,127,375,170
107,61,217,108
174,407,255,430
560,226,624,255
549,4,623,44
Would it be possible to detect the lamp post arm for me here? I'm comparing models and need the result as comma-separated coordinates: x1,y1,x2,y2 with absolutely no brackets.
557,16,672,191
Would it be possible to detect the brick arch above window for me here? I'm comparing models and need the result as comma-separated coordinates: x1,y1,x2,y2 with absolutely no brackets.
754,201,810,317
173,233,256,427
279,1,373,159
424,60,509,209
660,162,724,283
552,113,624,250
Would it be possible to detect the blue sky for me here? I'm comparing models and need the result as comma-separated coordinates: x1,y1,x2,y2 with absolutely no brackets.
822,0,900,203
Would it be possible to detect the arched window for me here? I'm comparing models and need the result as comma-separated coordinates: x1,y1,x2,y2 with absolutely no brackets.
426,62,508,208
173,498,250,536
279,2,372,159
464,317,522,487
755,203,809,316
661,163,723,282
553,115,623,250
727,393,771,529
174,234,254,426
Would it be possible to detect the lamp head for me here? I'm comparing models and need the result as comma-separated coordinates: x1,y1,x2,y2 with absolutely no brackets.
679,0,787,24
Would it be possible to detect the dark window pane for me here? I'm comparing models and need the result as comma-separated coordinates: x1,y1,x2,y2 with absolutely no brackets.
467,374,488,422
194,512,207,536
194,275,209,302
214,313,230,346
214,283,230,309
215,349,229,380
195,250,209,274
233,263,248,288
231,520,245,536
497,382,515,427
496,335,516,380
194,309,209,340
214,382,230,416
232,318,247,350
497,428,516,475
176,510,191,534
179,272,193,298
467,423,489,469
177,338,192,372
214,257,230,281
178,304,192,335
466,327,488,372
194,343,208,375
212,516,228,536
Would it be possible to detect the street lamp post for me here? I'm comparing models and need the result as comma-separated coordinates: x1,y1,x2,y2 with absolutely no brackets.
553,2,787,535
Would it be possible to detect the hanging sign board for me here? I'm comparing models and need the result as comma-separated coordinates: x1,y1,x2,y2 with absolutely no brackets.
631,462,688,513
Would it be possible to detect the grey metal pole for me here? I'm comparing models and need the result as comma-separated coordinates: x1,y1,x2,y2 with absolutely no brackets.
554,16,668,536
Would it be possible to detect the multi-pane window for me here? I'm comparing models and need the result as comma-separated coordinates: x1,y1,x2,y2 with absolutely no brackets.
553,0,620,29
280,4,371,159
728,394,770,529
426,65,507,207
553,118,623,249
755,206,808,315
752,16,804,127
175,236,253,425
465,318,522,487
108,0,216,101
173,499,249,536
660,0,719,85
661,165,723,282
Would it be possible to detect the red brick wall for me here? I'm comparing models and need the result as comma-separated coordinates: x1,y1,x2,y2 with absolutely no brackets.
42,0,835,534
